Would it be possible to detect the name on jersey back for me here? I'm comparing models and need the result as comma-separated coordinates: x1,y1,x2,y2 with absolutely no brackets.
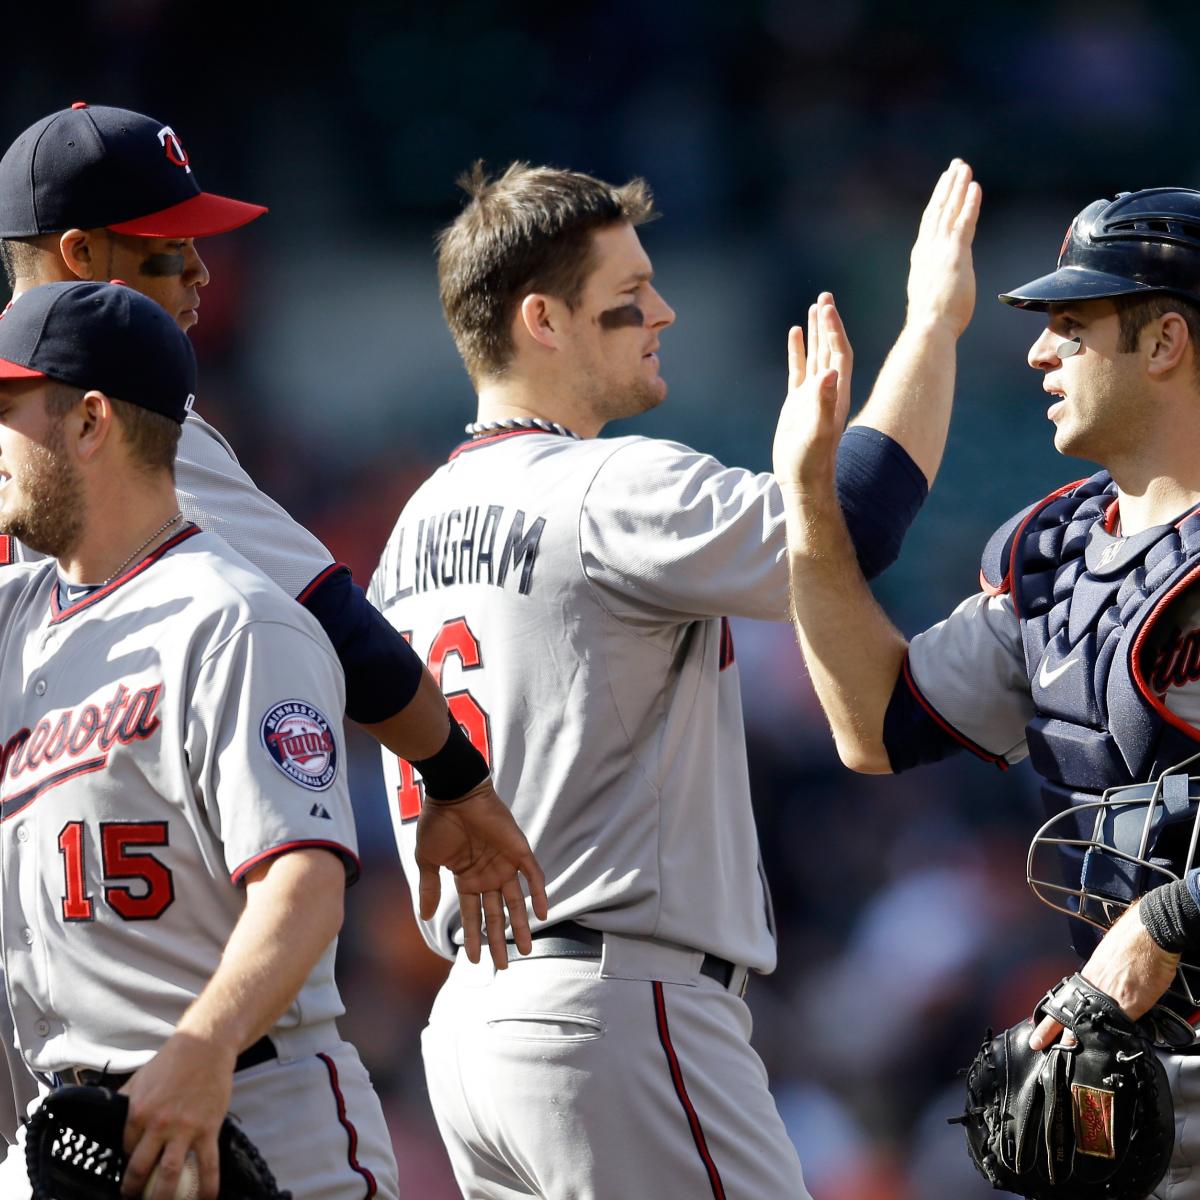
380,504,546,602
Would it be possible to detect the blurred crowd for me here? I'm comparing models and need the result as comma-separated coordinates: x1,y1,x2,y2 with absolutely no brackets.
8,0,1200,1193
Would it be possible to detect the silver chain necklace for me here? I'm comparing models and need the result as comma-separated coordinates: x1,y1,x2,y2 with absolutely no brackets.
464,417,580,440
101,512,185,587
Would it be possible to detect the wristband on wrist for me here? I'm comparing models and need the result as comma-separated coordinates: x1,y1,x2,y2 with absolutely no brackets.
1139,877,1200,954
410,714,490,803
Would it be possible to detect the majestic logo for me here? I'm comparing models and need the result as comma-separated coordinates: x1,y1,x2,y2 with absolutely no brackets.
157,125,191,174
261,701,337,791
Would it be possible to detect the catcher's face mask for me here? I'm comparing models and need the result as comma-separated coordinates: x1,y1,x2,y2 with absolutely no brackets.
1028,751,1200,1009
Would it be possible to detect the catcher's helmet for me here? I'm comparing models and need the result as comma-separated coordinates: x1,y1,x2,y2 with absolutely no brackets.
1000,187,1200,310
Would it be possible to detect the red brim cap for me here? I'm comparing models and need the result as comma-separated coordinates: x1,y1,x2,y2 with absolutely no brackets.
106,191,268,238
0,358,45,379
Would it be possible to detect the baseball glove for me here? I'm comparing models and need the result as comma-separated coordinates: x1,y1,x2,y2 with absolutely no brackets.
949,974,1174,1199
25,1085,291,1200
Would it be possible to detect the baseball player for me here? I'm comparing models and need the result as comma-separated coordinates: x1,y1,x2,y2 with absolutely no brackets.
0,100,543,961
367,160,980,1197
774,187,1200,1198
0,279,399,1200
0,102,547,1151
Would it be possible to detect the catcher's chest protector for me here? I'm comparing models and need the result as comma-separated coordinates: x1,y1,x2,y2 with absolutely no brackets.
996,473,1200,949
1002,473,1200,787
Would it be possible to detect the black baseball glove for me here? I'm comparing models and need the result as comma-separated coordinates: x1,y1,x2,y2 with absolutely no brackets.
25,1085,291,1200
949,974,1175,1199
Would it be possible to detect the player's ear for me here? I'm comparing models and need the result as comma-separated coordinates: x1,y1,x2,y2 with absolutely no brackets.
73,390,115,461
517,293,563,353
1146,311,1191,380
58,229,100,281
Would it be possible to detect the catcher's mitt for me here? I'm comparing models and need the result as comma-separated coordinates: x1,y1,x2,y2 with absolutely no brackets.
949,974,1174,1199
25,1085,291,1200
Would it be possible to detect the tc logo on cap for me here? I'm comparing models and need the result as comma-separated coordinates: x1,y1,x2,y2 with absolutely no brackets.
157,126,191,174
1058,221,1074,267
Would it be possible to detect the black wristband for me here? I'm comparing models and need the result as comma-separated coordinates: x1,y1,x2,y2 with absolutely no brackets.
410,715,490,803
1139,878,1200,954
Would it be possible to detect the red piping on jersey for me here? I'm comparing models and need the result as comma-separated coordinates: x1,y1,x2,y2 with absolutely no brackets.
1004,479,1089,618
652,982,727,1200
318,1052,378,1198
447,428,551,461
230,839,360,886
49,524,202,623
718,617,735,671
901,652,1008,769
1129,560,1200,743
0,536,12,566
297,562,347,605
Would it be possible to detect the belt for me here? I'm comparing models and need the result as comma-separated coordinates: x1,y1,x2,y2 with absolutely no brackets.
508,920,740,990
48,1034,277,1090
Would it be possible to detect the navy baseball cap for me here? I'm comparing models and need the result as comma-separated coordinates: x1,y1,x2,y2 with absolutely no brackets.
0,102,267,238
0,282,196,423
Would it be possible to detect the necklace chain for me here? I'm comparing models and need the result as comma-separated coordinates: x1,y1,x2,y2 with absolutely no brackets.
102,512,184,587
464,417,580,440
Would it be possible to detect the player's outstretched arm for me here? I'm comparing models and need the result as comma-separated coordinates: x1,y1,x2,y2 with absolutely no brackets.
850,158,981,485
363,669,548,968
118,848,345,1200
774,296,909,773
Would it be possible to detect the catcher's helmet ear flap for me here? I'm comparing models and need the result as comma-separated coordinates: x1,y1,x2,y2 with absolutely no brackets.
1000,187,1200,310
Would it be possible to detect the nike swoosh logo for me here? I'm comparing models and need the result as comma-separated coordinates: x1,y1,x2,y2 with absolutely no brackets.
1038,656,1079,688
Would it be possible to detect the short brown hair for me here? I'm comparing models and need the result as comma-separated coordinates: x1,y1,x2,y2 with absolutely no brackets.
437,162,657,382
1115,292,1200,381
45,384,181,477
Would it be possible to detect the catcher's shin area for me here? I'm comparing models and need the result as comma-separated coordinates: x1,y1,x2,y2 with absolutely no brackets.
950,974,1174,1200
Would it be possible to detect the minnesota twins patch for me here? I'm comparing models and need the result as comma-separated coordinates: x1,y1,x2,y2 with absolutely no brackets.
261,700,338,791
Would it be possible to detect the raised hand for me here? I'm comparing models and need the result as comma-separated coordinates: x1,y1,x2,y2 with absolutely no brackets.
772,292,853,496
415,779,549,969
906,158,982,337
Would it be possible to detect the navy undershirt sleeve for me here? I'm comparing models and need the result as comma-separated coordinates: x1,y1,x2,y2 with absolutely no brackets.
882,661,966,773
835,425,929,581
301,566,423,724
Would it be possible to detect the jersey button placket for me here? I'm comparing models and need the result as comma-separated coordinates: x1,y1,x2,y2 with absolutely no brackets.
33,679,46,696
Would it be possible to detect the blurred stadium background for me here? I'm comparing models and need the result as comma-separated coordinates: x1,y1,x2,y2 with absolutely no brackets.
9,1,1194,1194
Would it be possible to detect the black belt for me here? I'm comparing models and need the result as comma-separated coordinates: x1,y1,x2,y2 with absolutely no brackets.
508,921,739,990
48,1035,277,1090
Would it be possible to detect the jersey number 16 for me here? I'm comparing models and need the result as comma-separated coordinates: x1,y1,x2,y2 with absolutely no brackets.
396,617,492,822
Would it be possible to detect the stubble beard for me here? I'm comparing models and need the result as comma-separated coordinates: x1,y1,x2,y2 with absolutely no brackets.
0,428,84,559
584,369,665,427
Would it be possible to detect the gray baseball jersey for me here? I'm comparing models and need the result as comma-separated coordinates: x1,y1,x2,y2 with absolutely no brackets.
906,587,1200,752
0,526,356,1074
0,408,336,599
369,428,790,972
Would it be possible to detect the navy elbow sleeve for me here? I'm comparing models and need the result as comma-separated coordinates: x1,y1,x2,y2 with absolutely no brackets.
835,426,928,580
300,566,423,724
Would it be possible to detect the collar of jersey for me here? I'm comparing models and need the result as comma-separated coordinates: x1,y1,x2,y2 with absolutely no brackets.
448,427,563,461
49,523,202,623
